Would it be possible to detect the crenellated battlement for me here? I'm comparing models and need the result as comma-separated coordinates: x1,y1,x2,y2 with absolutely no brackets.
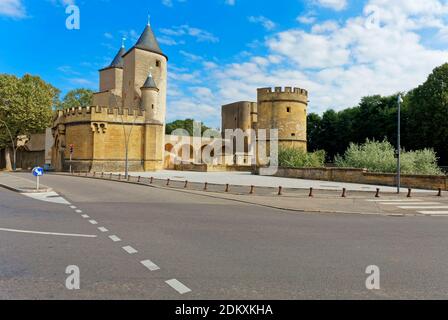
54,105,146,124
257,86,308,96
257,86,308,104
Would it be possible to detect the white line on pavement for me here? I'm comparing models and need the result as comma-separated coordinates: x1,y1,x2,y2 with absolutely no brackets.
141,259,160,271
165,279,191,294
70,206,77,209
398,206,448,209
418,211,448,215
0,227,97,238
367,199,423,202
75,210,82,213
98,227,108,232
81,214,90,219
89,220,98,225
122,246,138,254
381,202,441,205
109,235,121,242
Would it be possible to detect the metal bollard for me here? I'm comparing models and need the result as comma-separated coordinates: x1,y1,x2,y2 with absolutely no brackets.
118,174,121,180
166,178,170,186
150,177,153,184
225,184,230,192
250,185,255,194
101,172,104,178
184,180,188,189
309,187,313,197
278,186,283,196
407,188,412,198
375,188,380,198
437,188,442,197
342,188,347,198
204,182,208,191
127,175,131,182
137,176,141,183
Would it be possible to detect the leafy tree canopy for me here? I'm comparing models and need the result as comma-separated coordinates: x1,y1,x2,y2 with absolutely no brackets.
166,119,212,136
58,88,94,109
0,74,59,148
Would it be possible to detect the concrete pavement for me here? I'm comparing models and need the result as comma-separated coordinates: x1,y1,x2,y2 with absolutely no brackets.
2,173,448,299
115,170,434,193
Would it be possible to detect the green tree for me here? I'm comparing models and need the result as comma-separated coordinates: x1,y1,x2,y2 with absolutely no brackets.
59,88,93,109
0,74,59,170
166,119,211,136
406,63,448,165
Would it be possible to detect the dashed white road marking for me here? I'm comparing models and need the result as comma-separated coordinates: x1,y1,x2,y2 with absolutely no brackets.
75,210,83,213
89,220,98,225
141,259,160,271
81,214,90,219
0,227,97,238
109,235,121,242
398,206,448,209
98,227,108,232
122,246,138,254
165,279,191,294
70,206,77,209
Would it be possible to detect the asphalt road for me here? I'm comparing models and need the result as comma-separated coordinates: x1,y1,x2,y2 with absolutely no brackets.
1,173,448,299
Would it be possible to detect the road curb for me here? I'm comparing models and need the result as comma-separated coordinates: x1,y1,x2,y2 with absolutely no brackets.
0,183,52,194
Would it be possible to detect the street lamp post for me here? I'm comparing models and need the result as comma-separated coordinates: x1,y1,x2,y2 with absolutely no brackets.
0,119,16,171
397,94,403,194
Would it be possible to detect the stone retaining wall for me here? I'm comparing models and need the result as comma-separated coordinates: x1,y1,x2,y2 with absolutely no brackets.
258,167,447,191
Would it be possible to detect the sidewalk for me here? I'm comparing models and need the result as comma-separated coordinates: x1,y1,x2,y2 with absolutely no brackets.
0,172,52,193
111,170,434,193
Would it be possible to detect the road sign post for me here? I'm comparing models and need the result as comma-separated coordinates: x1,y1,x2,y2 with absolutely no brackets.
32,167,44,191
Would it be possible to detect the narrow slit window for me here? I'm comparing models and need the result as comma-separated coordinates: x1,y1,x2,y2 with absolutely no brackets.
287,107,291,113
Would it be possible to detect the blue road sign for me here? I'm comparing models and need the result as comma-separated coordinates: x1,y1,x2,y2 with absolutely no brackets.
32,167,44,177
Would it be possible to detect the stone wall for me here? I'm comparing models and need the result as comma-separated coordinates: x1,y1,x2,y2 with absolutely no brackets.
257,167,447,191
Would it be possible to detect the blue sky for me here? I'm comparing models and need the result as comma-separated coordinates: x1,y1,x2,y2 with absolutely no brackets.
1,0,448,128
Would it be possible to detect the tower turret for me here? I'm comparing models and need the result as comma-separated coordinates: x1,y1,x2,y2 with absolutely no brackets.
256,87,308,165
93,42,125,107
140,72,161,123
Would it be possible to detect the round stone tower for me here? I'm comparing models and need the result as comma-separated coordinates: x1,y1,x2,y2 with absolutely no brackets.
256,86,308,153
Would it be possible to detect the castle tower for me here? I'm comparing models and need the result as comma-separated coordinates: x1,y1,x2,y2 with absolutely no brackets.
92,43,125,107
256,87,308,164
121,21,168,119
140,72,164,170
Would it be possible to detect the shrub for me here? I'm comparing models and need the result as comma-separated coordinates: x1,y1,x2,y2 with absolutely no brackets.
278,148,326,168
335,139,443,175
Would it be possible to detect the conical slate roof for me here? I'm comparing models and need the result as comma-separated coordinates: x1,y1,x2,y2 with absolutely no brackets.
141,73,158,89
135,24,164,55
109,46,126,68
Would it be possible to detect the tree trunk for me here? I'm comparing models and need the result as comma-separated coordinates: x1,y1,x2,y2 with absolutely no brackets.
5,147,12,171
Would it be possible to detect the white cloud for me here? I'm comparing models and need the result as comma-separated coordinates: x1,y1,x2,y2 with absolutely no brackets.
0,0,26,18
314,0,347,11
248,15,276,31
160,25,219,43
